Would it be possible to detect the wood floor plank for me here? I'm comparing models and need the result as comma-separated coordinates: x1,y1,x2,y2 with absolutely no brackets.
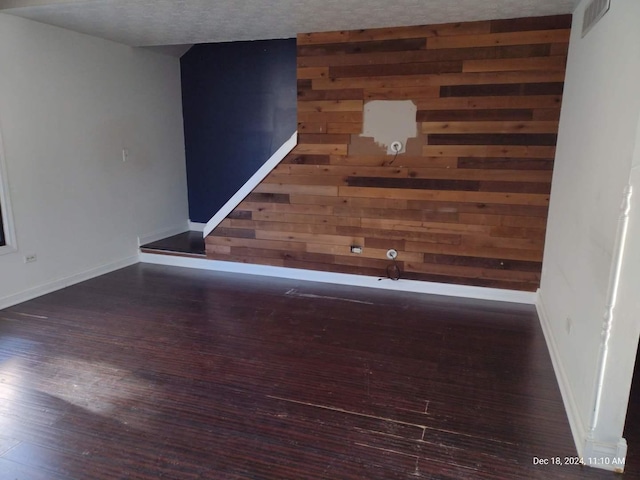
0,263,631,480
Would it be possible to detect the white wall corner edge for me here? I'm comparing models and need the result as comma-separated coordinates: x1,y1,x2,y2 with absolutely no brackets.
138,221,190,247
583,437,627,473
140,252,537,304
188,221,206,232
203,131,298,238
535,289,627,472
0,255,139,311
535,289,587,454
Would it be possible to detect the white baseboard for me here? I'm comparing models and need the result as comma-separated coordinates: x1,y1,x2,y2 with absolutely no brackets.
0,255,139,311
137,222,189,246
535,289,587,457
188,221,206,232
583,436,627,473
140,253,536,304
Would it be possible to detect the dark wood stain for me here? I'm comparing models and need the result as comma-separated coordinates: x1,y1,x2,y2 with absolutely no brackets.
457,157,555,170
210,227,256,239
227,210,253,220
0,263,633,478
478,181,551,194
347,177,482,191
297,38,427,56
490,14,573,33
440,82,564,97
329,61,464,78
299,45,553,68
281,154,331,165
423,252,543,271
245,192,291,203
298,88,365,101
417,109,534,122
141,231,205,256
428,133,558,146
522,82,565,95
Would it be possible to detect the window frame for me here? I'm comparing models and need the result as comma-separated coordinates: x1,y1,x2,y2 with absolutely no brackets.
0,128,17,255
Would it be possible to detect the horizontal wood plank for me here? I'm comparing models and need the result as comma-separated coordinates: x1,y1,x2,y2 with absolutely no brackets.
421,120,559,134
348,21,491,42
422,145,555,158
462,56,566,73
427,29,570,49
415,94,561,110
292,143,349,155
254,183,339,196
298,100,364,112
313,71,567,90
338,186,550,206
209,16,567,292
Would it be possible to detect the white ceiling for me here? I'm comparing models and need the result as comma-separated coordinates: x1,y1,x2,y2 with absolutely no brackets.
1,0,577,49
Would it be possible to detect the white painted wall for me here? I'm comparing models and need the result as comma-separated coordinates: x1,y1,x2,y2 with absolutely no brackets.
0,13,189,308
538,0,640,470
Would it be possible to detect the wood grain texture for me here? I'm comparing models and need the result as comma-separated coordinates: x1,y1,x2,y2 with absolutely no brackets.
206,15,570,292
0,263,632,479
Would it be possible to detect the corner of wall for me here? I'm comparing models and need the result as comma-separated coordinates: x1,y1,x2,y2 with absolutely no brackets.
535,289,628,471
583,436,627,473
137,221,190,246
188,221,206,232
0,255,139,311
535,288,587,456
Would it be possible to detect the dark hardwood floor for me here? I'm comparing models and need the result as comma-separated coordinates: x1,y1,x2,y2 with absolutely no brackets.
0,264,630,479
624,351,640,478
141,231,205,257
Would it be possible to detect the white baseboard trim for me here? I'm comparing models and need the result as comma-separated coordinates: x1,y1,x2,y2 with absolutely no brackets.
583,436,627,473
203,131,297,237
188,221,206,232
140,252,536,304
0,255,139,311
137,222,189,246
535,291,628,472
536,289,587,457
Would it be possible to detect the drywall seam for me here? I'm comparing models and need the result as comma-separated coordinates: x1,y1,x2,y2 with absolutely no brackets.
0,254,139,310
203,131,297,238
140,252,537,304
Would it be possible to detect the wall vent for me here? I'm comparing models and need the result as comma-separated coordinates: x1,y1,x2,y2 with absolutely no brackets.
582,0,611,37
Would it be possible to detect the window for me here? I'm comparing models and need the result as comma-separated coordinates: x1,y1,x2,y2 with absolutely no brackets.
0,129,16,254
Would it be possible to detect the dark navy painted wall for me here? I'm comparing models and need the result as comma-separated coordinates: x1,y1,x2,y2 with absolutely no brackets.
181,39,297,223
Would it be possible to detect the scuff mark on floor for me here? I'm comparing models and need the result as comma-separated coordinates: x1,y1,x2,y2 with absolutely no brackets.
285,289,374,305
355,442,419,460
12,312,49,319
268,394,427,429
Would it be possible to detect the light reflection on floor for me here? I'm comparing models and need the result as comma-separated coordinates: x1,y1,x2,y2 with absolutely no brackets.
1,336,160,432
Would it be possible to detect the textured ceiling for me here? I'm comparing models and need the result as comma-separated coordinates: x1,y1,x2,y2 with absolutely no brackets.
1,0,577,47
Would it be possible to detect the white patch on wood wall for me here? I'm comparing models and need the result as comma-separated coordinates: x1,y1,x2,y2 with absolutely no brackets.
359,100,417,154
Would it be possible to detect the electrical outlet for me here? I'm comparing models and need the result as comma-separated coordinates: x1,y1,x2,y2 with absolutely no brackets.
122,148,129,162
24,253,37,264
350,245,363,254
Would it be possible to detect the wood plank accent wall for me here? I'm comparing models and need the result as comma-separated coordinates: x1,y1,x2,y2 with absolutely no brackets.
205,14,571,292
